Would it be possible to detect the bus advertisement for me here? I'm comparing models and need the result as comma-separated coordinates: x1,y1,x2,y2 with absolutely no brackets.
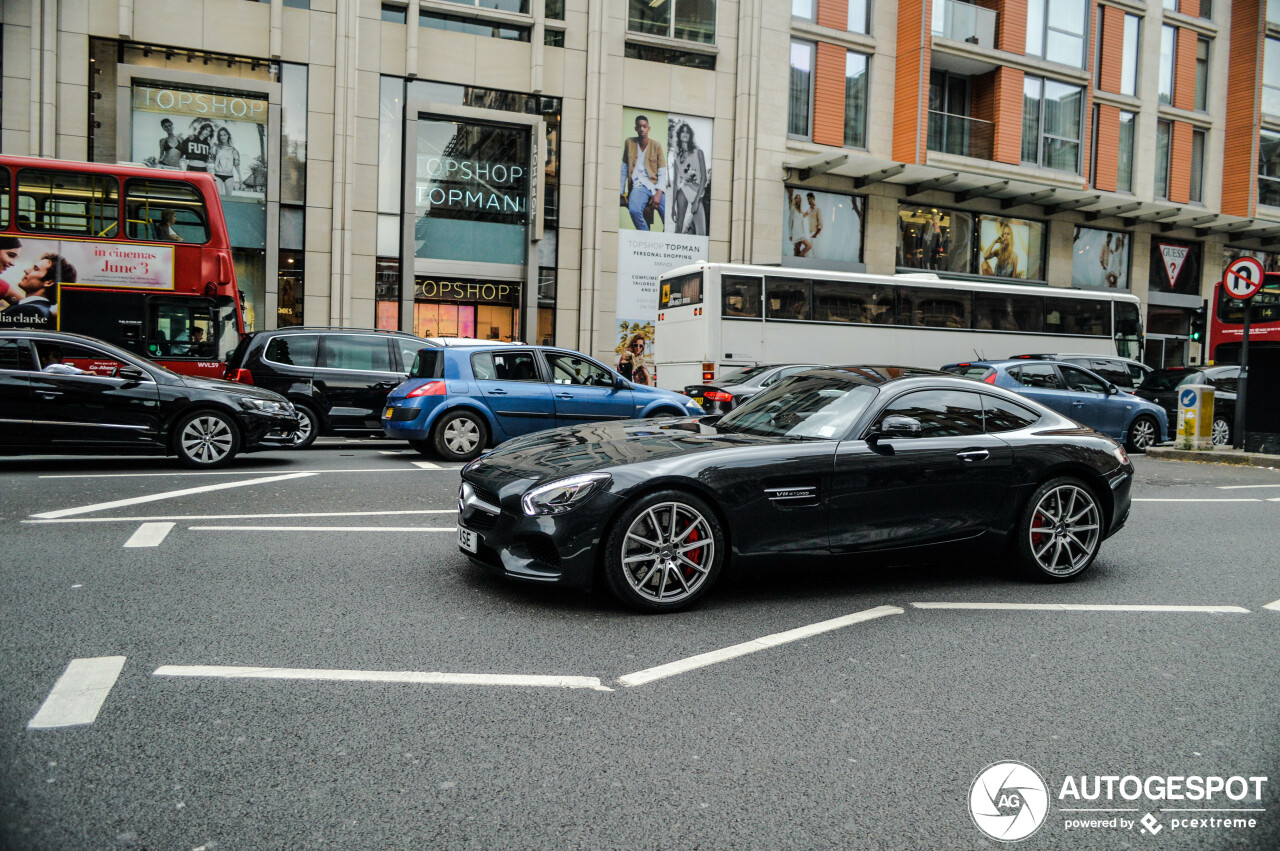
0,155,244,377
655,263,1144,392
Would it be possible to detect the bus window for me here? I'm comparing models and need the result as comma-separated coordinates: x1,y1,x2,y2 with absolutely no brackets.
766,277,811,320
149,298,216,358
1114,300,1142,360
897,286,969,328
125,179,210,244
16,169,119,237
722,275,762,318
973,292,1045,332
813,280,896,324
1047,298,1109,336
660,272,703,309
0,166,9,229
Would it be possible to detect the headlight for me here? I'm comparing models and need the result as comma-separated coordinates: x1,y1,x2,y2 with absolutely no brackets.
521,472,612,516
240,398,287,415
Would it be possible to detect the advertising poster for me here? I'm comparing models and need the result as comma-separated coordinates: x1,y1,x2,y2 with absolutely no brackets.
617,107,713,386
0,236,174,329
978,215,1044,281
782,187,864,271
898,207,973,275
1072,227,1130,289
1150,237,1201,295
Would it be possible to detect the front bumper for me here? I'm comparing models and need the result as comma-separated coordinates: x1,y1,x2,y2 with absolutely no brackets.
242,411,299,451
1104,464,1134,539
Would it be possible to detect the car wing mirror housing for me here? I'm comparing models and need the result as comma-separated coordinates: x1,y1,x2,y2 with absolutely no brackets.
615,375,630,389
869,414,923,442
1107,384,1119,395
118,366,146,383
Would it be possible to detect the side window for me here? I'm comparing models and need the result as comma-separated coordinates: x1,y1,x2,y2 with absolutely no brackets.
1011,364,1063,389
722,275,762,318
319,335,393,372
396,339,427,372
125,179,210,244
766,277,811,320
878,389,986,437
1059,365,1107,393
148,299,216,358
981,395,1041,433
1208,371,1239,393
471,350,540,382
1127,364,1147,384
0,166,10,229
1089,359,1131,387
34,340,133,377
547,352,614,386
0,339,35,371
265,334,319,367
17,169,119,237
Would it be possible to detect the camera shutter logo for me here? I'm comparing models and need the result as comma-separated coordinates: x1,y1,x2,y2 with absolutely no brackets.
969,761,1050,841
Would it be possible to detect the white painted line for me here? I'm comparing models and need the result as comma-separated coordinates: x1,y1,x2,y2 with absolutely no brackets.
31,472,317,520
190,525,455,532
123,522,175,548
412,460,441,469
38,467,457,480
28,656,127,729
1218,484,1280,489
153,665,610,691
1132,498,1261,503
378,450,416,455
616,605,903,688
1264,599,1280,612
911,602,1251,613
27,509,457,525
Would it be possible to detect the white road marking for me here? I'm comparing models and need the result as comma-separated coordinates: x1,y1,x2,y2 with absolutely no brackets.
911,602,1251,613
378,450,417,455
616,605,903,688
190,525,455,532
37,467,458,480
1218,484,1280,489
1132,498,1261,503
27,509,457,524
412,460,441,469
28,657,127,729
123,522,175,548
1264,599,1280,611
153,665,610,691
31,472,317,520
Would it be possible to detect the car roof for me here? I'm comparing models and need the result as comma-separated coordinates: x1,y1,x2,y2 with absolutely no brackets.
1010,353,1149,367
812,365,959,386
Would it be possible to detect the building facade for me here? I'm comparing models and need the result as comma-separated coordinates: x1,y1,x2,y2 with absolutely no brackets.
1,0,1277,378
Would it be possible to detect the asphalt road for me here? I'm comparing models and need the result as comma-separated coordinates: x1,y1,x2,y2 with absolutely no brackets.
1,441,1278,850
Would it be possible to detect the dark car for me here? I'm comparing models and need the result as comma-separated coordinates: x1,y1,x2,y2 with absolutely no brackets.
1010,353,1152,390
682,363,827,414
942,359,1168,452
1133,365,1239,444
1,330,298,468
225,327,480,447
457,366,1134,612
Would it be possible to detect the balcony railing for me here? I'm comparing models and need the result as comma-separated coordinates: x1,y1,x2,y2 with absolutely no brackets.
927,111,994,161
931,0,997,50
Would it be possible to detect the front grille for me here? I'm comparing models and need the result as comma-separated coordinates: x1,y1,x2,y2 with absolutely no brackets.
472,484,501,507
465,510,498,531
524,534,561,567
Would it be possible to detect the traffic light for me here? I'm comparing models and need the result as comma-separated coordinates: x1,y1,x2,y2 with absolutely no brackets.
1189,299,1207,344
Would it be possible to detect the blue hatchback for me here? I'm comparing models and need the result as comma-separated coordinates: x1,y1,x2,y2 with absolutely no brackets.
382,344,704,460
942,359,1169,452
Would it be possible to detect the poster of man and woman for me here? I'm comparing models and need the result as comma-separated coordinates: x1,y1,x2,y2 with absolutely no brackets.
783,187,865,270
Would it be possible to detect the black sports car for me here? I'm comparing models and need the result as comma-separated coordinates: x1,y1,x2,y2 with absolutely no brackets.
457,367,1135,612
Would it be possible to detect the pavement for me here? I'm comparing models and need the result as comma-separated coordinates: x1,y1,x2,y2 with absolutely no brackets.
0,441,1277,850
1147,446,1280,469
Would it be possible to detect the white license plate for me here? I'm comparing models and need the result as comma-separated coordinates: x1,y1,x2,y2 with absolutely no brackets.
458,526,478,553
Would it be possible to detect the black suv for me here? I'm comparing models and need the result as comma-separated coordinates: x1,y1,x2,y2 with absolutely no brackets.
1133,365,1240,444
225,327,491,447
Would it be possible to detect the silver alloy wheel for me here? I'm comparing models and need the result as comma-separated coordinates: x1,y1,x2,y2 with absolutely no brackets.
292,407,314,445
443,416,480,455
620,501,715,604
1129,417,1157,451
1028,485,1101,577
180,414,235,464
1211,417,1231,446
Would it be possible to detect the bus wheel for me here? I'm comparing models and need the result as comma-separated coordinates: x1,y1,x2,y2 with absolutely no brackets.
290,402,320,449
176,410,241,468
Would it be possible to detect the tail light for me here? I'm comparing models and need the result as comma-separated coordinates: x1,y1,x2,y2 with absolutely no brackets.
982,372,997,384
705,390,733,403
228,368,254,385
406,380,447,398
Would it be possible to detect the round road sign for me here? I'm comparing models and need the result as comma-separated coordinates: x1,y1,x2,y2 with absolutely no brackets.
1223,257,1265,300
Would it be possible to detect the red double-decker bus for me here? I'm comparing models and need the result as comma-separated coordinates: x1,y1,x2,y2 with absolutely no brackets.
1208,271,1280,364
0,155,244,377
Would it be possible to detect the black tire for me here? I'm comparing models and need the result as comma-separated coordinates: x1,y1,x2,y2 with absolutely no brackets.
1125,415,1160,453
1211,416,1231,447
1012,477,1103,582
409,439,434,456
289,402,320,449
174,409,241,469
645,408,683,419
431,409,488,461
602,489,725,613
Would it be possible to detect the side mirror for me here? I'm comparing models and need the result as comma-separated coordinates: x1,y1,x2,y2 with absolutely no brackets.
1107,384,1119,395
118,367,146,383
615,375,630,389
869,415,923,441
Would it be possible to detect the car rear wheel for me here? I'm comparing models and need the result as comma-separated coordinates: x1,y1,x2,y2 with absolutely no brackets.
431,409,488,461
1013,477,1102,582
175,410,241,469
602,489,725,613
290,402,320,449
1125,415,1159,453
1212,417,1231,446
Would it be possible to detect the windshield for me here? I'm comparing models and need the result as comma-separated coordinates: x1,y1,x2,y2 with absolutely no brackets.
717,365,776,386
216,296,240,362
1138,369,1194,391
716,374,879,439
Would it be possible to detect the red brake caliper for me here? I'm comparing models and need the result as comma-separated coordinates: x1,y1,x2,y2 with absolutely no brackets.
683,527,700,579
1031,511,1047,549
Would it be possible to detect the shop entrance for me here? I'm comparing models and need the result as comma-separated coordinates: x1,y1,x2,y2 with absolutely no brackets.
413,276,521,341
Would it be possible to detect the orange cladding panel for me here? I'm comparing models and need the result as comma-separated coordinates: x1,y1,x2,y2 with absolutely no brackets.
814,42,848,147
1174,26,1198,111
1093,104,1119,192
997,0,1028,54
1098,5,1124,94
1223,0,1262,216
894,0,930,163
992,66,1024,165
816,0,847,30
1168,121,1193,204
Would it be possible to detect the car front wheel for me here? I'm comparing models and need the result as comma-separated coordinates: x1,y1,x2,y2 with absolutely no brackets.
1013,478,1103,582
290,402,320,449
1212,417,1231,446
431,409,488,461
602,489,725,613
175,410,241,468
1125,415,1159,453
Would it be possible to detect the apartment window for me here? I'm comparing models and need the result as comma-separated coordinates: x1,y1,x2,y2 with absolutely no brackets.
624,43,716,68
1162,0,1176,9
792,0,813,18
1159,26,1176,105
1194,38,1209,111
1260,131,1280,207
1265,39,1280,116
381,2,407,22
1022,76,1084,172
1122,15,1140,96
420,12,531,40
848,0,868,33
1199,0,1211,18
546,0,564,19
789,40,815,139
440,0,528,11
844,52,869,148
1117,110,1136,193
628,0,715,44
1189,128,1205,204
1026,0,1088,68
1269,0,1280,27
1155,120,1172,199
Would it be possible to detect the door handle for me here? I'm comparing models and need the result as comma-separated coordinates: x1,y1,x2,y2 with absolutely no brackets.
556,393,574,400
956,449,989,461
488,389,508,396
36,391,63,400
1072,400,1085,407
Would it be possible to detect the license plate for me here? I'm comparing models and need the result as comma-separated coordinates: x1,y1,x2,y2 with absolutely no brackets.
693,396,704,406
458,526,478,553
384,407,394,419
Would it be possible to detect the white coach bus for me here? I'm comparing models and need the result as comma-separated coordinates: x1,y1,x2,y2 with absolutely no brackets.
654,262,1144,391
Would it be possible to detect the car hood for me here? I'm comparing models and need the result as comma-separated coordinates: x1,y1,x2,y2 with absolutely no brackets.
465,418,793,492
179,374,291,404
